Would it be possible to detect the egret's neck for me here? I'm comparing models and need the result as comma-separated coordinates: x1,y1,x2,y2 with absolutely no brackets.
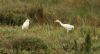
58,21,64,26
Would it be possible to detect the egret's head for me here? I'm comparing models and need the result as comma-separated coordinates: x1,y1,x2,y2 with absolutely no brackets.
26,19,30,22
55,20,60,22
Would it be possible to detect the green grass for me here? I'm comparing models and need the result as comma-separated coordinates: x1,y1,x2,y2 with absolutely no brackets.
0,25,100,54
0,0,100,54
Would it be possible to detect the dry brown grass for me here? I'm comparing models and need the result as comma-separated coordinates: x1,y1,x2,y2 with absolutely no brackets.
0,0,100,27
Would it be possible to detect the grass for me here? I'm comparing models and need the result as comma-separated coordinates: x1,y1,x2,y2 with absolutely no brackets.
0,0,100,54
0,0,100,26
0,25,100,54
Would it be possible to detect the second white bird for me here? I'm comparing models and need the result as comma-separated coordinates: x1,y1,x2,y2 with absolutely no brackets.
55,20,74,32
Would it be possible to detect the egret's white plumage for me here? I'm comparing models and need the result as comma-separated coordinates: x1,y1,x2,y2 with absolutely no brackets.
55,20,74,32
22,19,30,30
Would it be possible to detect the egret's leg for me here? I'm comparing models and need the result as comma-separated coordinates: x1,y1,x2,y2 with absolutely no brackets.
67,30,69,36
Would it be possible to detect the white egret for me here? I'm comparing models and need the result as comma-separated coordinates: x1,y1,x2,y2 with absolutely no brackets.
55,20,74,32
22,19,30,30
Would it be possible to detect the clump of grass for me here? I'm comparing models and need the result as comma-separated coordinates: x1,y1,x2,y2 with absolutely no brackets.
84,33,92,54
1,35,48,54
